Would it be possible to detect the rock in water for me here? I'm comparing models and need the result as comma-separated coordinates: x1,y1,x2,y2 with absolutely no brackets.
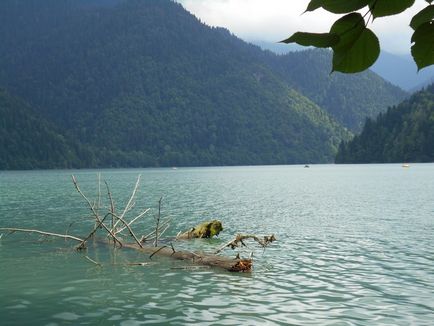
177,220,223,239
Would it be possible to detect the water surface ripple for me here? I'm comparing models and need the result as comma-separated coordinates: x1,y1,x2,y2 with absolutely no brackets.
1,165,434,325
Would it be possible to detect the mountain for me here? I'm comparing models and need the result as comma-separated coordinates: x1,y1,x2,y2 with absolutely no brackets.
264,49,407,132
336,84,434,163
0,89,94,170
252,40,300,55
0,0,406,169
411,76,434,93
257,44,432,95
371,51,434,91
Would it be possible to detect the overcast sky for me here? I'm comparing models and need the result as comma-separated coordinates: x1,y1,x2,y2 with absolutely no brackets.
177,0,427,55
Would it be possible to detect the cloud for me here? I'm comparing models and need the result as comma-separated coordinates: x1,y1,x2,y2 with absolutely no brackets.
178,0,427,54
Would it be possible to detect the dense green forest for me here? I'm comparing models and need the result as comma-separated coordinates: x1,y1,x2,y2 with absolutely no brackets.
0,0,407,169
267,49,407,132
336,84,434,163
0,89,88,169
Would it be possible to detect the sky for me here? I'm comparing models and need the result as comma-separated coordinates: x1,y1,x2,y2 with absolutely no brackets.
177,0,427,55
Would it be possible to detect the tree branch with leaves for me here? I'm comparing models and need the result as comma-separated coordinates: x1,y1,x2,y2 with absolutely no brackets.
282,0,434,73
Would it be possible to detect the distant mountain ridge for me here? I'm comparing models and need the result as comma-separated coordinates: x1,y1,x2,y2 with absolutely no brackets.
336,84,434,163
0,0,407,169
257,41,433,93
371,51,434,91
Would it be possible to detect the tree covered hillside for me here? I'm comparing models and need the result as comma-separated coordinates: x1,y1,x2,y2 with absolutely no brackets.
266,49,407,132
0,89,92,169
0,0,406,169
336,84,434,163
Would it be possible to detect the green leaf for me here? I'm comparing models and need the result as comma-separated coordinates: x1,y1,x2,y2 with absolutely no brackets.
305,0,323,12
411,21,434,70
321,0,372,14
410,5,434,30
281,32,339,48
330,13,365,51
332,28,380,73
370,0,415,18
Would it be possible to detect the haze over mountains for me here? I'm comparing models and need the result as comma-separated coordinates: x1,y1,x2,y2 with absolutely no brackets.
371,52,434,92
257,42,434,92
0,0,407,169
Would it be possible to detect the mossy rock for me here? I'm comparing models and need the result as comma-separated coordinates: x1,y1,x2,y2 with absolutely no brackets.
179,220,223,239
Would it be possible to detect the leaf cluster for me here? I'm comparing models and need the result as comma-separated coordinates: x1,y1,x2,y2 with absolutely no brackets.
282,0,434,73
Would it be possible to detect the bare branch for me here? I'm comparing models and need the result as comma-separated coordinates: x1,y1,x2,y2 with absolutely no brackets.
85,255,102,267
110,213,143,248
214,234,276,254
154,196,163,247
104,180,119,248
112,174,142,230
72,175,97,216
141,217,171,242
149,245,168,259
76,212,112,250
0,228,84,243
72,175,123,247
114,208,150,235
157,223,170,240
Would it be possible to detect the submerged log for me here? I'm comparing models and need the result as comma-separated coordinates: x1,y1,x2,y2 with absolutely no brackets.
0,227,252,272
176,220,223,239
0,176,272,273
122,242,252,272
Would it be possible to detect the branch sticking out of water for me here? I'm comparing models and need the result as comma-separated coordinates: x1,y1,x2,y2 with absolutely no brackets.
214,234,276,254
0,228,84,243
1,174,275,273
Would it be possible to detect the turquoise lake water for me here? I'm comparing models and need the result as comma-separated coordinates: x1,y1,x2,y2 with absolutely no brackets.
0,165,433,325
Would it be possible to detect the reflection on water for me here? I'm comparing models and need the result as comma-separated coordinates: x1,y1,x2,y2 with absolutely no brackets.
1,165,434,325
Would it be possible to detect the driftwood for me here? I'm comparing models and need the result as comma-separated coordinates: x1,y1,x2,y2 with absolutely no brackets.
215,234,276,254
123,242,252,272
0,228,84,243
72,175,123,246
154,196,163,247
1,175,274,273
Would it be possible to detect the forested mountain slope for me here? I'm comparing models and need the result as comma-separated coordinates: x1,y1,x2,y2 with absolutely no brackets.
0,0,406,168
265,49,407,132
0,89,89,169
336,84,434,163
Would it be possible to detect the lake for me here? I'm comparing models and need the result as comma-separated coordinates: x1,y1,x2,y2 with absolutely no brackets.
1,165,433,325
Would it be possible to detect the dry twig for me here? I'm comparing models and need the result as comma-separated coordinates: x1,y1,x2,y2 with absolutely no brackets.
214,234,276,254
0,228,84,243
112,174,141,231
72,175,123,247
109,212,143,248
76,213,112,250
154,196,163,247
140,217,171,242
114,208,150,235
85,255,102,267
